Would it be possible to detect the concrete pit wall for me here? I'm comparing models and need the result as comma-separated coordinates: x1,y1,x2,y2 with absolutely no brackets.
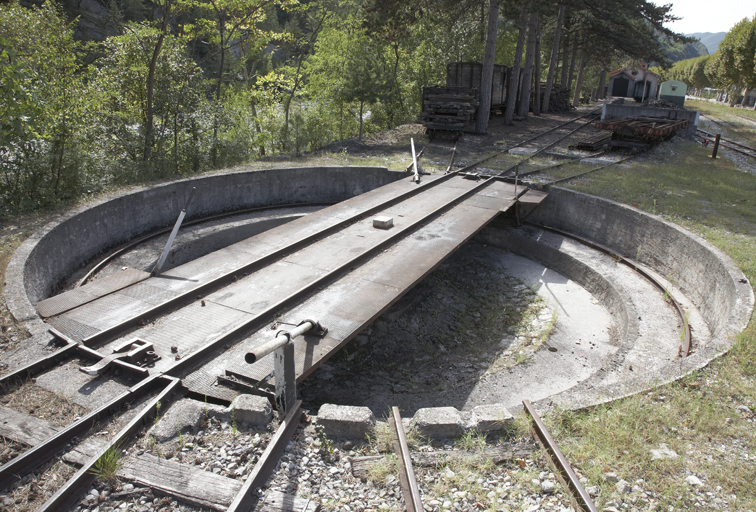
513,187,753,409
5,166,406,336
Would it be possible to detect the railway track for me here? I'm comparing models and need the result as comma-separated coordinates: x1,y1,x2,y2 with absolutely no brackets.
523,400,598,512
696,128,756,159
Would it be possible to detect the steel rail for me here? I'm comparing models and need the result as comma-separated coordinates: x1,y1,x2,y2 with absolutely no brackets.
0,337,80,389
455,108,603,174
735,114,756,126
165,175,527,380
523,399,598,512
81,171,465,348
77,202,335,288
699,114,756,145
1,175,520,490
496,150,610,182
696,129,756,159
36,376,183,512
530,223,692,357
0,328,151,396
390,407,423,512
227,400,303,512
0,373,170,491
494,114,602,178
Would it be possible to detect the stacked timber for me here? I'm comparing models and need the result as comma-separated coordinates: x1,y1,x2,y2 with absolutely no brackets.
420,86,479,132
535,83,572,112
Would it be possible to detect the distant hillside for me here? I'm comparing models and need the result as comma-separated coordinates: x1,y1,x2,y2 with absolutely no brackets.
687,32,727,54
664,40,708,63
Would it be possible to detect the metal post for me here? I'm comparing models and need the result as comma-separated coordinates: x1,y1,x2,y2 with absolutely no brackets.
245,319,327,414
274,343,296,413
711,133,721,159
153,187,196,275
411,138,420,183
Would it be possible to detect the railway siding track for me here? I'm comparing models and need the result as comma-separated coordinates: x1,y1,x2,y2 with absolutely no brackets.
696,128,756,159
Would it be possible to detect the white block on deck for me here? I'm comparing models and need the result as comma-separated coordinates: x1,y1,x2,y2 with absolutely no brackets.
373,216,394,229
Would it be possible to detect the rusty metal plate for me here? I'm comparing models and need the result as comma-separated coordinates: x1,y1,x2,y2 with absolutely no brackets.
37,269,149,318
218,198,517,385
37,288,99,319
435,176,490,191
519,189,549,205
99,301,250,374
476,180,517,198
44,315,101,343
464,194,510,211
204,261,327,315
115,281,179,306
57,293,152,332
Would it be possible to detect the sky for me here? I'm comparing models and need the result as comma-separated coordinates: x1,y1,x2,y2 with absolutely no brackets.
664,0,755,34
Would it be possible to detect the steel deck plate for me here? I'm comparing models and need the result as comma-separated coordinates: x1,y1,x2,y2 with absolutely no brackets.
187,182,522,397
37,269,149,318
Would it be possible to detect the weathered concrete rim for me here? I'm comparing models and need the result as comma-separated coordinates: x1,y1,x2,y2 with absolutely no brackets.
520,187,754,412
5,166,407,339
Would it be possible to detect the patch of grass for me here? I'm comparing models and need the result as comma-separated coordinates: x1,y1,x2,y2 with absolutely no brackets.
366,453,398,483
90,443,123,483
455,430,487,452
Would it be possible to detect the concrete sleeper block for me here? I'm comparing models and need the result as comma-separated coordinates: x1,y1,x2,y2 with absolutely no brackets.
412,407,464,440
316,404,376,439
229,394,273,426
470,404,513,432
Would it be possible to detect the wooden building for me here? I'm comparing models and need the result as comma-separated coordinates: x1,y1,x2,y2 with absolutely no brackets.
607,64,659,102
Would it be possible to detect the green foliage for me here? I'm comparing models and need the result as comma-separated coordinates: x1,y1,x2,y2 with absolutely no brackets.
0,1,94,212
90,443,123,483
91,24,210,178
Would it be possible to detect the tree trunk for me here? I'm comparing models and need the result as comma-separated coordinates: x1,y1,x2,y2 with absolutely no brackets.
474,0,500,134
144,2,170,162
741,87,749,106
359,100,364,140
542,4,565,113
504,4,528,125
572,34,587,107
533,15,541,116
560,20,570,87
567,31,579,93
518,11,538,119
597,69,606,99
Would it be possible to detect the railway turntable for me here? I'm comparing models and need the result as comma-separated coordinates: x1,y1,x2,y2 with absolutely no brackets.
30,171,548,411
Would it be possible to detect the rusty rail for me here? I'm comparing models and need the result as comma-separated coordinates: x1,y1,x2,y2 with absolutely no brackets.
390,407,423,512
531,223,692,357
36,376,183,511
523,400,598,512
696,129,756,159
457,108,603,174
227,400,303,512
0,373,181,492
